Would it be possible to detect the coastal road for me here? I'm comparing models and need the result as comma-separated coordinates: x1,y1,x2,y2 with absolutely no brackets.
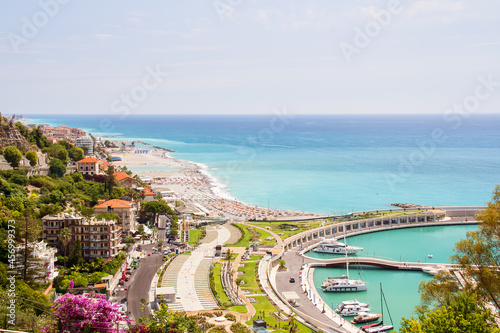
276,242,352,332
158,215,167,242
126,242,163,321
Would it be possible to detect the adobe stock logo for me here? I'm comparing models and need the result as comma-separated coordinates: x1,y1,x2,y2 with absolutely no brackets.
8,0,71,53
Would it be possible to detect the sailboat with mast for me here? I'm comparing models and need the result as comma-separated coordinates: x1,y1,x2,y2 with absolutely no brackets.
320,232,367,292
362,283,394,333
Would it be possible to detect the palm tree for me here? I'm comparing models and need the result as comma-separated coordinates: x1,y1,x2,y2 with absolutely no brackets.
60,228,72,267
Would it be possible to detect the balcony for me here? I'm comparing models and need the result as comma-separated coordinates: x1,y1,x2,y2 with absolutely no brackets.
89,246,109,250
87,253,109,258
89,230,108,234
89,238,108,242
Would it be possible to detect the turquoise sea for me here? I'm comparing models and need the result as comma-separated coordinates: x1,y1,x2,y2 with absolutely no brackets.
25,113,500,214
309,224,479,331
25,114,493,330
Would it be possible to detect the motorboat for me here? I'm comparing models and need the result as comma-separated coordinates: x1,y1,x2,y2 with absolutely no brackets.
314,238,363,254
422,265,447,276
336,299,369,312
322,277,367,292
339,306,372,317
364,323,395,333
351,312,382,324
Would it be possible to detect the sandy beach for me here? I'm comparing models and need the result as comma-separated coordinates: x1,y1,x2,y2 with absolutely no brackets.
108,148,317,221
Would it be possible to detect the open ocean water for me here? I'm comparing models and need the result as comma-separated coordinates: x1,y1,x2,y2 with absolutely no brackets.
26,113,500,214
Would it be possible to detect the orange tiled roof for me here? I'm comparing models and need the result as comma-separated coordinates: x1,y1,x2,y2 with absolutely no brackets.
115,171,134,181
77,157,99,163
144,187,155,196
94,199,135,209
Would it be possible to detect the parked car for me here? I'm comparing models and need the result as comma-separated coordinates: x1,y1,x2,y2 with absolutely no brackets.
289,277,295,283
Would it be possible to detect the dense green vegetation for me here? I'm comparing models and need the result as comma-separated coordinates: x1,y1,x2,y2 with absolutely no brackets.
0,119,180,331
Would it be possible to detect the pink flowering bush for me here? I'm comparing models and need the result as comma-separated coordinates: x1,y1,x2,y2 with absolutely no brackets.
44,292,130,333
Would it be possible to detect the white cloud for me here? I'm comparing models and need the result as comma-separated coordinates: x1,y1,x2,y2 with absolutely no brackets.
406,1,474,23
144,44,226,53
91,34,114,41
470,41,500,48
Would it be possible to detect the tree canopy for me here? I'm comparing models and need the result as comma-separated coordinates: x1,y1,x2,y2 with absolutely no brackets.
140,200,175,226
49,158,66,177
2,146,22,167
400,292,500,333
450,185,500,309
409,185,500,331
25,150,37,166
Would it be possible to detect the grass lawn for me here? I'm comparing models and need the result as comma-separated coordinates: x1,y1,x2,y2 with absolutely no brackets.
237,261,260,292
227,224,277,247
212,263,231,305
252,227,276,246
248,221,326,240
228,305,248,313
249,255,262,261
188,229,203,246
246,296,312,332
227,224,252,247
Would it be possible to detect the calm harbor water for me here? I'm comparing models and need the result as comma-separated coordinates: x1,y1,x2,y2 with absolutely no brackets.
308,224,478,331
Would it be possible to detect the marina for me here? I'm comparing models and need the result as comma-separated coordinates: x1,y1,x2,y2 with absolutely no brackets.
309,224,478,331
272,217,479,332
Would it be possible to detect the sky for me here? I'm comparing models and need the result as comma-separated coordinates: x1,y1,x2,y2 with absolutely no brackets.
0,0,499,115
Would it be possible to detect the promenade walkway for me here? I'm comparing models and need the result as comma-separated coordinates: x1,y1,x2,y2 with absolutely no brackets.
306,256,455,271
160,255,189,312
169,225,230,312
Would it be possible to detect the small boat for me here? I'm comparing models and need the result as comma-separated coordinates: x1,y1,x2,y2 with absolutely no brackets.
364,323,395,333
351,312,382,324
422,265,446,276
362,322,382,331
339,306,372,317
314,238,363,255
428,254,433,258
336,299,369,312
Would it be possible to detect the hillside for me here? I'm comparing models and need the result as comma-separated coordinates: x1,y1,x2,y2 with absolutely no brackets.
0,115,34,151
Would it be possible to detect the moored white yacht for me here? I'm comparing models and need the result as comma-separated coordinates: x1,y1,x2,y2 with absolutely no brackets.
422,265,447,276
338,305,372,317
314,238,363,254
320,234,367,292
336,299,369,312
321,276,367,292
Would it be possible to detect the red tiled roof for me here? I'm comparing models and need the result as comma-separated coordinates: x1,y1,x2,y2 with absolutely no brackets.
77,157,99,163
94,199,135,209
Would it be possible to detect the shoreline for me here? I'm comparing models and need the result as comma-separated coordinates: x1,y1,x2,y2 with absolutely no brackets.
109,148,317,221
